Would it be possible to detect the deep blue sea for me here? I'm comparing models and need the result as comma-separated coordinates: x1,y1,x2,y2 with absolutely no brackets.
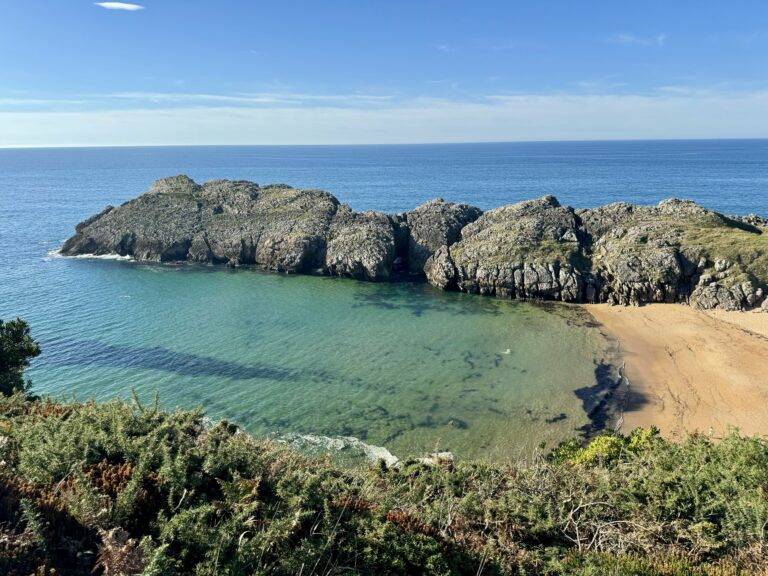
1,140,766,460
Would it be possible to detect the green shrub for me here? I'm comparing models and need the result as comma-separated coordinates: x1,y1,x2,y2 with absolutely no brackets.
0,318,40,396
1,394,766,575
0,320,765,575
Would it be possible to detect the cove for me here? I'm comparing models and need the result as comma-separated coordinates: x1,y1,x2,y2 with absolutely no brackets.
30,257,618,461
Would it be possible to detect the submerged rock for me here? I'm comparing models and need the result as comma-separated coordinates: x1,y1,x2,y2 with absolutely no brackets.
62,175,768,311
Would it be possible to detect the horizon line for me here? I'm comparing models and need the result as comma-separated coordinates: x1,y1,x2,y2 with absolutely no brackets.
1,136,767,151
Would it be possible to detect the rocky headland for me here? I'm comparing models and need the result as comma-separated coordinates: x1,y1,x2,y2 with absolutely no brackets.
61,175,768,311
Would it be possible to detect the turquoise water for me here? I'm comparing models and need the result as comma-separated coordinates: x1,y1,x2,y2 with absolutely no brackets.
25,257,612,460
2,141,766,460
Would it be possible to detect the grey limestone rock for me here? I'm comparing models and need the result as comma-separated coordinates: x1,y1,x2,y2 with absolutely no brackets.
424,196,586,301
62,176,768,311
325,206,396,281
403,198,482,275
62,177,338,273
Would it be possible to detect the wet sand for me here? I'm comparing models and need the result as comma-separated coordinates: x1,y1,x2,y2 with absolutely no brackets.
587,304,768,439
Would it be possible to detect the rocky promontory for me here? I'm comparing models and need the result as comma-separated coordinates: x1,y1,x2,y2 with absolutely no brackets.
61,175,768,311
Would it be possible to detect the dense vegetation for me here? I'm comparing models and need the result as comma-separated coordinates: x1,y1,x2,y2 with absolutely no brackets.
1,320,767,575
0,318,40,396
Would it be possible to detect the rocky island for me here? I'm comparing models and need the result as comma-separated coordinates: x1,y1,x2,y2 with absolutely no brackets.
61,175,768,311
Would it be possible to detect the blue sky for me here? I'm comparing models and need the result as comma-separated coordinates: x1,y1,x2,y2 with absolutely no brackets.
1,0,767,146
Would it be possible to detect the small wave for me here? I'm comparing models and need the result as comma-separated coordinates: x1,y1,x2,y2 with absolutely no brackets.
47,248,133,261
279,433,400,467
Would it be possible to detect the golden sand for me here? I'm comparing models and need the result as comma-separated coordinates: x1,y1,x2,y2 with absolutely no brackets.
587,304,768,439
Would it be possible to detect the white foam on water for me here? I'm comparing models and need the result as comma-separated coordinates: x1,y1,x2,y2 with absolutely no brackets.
279,432,400,467
46,248,133,261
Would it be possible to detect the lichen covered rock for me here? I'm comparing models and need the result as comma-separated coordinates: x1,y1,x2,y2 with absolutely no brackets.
403,198,482,275
583,199,768,310
62,176,768,311
325,206,396,281
62,177,339,273
426,196,768,310
425,196,587,301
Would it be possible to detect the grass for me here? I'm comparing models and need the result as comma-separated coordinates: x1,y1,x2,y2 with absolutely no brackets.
587,210,768,290
1,394,767,575
681,217,768,288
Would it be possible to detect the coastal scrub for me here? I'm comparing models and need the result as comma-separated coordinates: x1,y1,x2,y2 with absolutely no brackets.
1,395,767,575
1,320,767,575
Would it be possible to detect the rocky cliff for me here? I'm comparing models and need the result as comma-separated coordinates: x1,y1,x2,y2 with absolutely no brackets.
61,176,478,282
62,175,768,311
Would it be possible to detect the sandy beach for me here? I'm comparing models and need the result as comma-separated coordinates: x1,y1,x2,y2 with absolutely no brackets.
587,304,768,439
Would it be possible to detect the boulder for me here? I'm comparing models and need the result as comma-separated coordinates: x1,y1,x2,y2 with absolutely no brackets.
325,206,396,281
403,198,481,275
425,196,586,301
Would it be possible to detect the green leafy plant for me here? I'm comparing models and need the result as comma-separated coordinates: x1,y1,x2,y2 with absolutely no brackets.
0,318,40,396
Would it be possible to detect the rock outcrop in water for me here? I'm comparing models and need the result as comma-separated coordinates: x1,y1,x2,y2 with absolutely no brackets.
402,198,483,275
325,206,397,281
61,175,768,311
425,195,587,302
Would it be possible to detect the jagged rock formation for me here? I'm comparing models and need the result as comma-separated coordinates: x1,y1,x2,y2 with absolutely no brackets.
62,176,339,273
61,176,455,282
401,199,482,275
325,206,396,281
580,199,766,309
425,196,587,301
427,196,768,311
62,175,768,311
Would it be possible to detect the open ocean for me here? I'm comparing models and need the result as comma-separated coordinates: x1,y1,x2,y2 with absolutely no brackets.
1,140,766,460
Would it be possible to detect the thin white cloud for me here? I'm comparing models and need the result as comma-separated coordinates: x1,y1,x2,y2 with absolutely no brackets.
0,91,394,109
608,32,667,47
575,78,628,92
95,2,145,11
434,44,456,53
2,89,767,147
0,97,88,106
102,91,393,105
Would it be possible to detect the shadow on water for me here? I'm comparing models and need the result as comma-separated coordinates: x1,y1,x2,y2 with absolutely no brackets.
40,338,297,382
533,301,604,328
351,283,507,317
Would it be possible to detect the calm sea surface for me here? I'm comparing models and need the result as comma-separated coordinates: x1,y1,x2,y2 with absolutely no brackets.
1,141,766,460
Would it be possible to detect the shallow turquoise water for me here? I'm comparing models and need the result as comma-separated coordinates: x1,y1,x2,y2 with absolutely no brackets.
26,257,612,460
4,141,763,460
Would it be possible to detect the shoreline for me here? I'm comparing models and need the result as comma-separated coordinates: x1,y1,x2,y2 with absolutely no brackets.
587,303,768,439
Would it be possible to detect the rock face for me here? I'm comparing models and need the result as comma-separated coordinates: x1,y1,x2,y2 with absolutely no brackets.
62,175,768,311
582,199,767,310
62,176,340,273
325,206,396,281
424,196,586,301
402,199,482,275
579,200,705,306
425,195,768,311
64,176,392,281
